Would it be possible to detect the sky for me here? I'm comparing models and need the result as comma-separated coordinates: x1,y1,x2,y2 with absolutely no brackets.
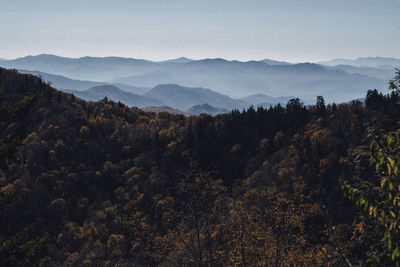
0,0,399,62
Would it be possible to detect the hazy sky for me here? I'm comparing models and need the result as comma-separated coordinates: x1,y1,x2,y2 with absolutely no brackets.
1,0,399,62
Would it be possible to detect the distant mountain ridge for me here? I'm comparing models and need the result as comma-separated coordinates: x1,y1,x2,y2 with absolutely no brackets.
144,84,248,111
1,54,157,81
17,69,150,95
143,106,189,116
260,58,291,65
12,69,293,114
323,64,395,80
161,57,194,64
319,57,400,68
64,83,250,113
65,85,162,107
0,54,394,103
186,103,228,115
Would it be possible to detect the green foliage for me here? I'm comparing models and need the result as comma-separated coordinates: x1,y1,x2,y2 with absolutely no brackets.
343,129,400,265
0,89,37,172
0,227,50,266
389,68,400,92
342,70,400,266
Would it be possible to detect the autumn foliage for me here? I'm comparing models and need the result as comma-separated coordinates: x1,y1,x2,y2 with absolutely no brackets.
1,68,399,266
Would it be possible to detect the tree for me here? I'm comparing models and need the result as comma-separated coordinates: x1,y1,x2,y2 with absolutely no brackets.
225,187,328,266
365,89,385,110
164,172,227,266
316,96,326,116
389,68,400,91
343,70,400,265
0,89,37,172
343,129,400,265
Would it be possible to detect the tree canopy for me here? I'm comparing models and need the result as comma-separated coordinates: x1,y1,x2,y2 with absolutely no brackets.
0,67,399,266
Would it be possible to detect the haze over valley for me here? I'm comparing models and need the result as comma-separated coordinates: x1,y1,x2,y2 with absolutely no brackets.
1,54,397,114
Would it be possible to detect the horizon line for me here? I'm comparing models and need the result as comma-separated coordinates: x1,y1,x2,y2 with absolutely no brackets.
1,53,399,64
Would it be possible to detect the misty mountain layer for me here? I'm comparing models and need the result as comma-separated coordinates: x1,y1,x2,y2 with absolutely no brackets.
1,54,397,103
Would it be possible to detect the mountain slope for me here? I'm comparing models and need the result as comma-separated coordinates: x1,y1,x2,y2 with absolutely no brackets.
322,64,395,80
186,103,228,115
17,69,150,95
66,85,161,107
143,106,189,115
144,84,248,111
18,69,106,90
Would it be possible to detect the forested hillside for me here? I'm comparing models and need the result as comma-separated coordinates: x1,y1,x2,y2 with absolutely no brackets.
1,67,399,266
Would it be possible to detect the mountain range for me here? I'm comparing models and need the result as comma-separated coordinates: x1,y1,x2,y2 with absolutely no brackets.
1,54,398,112
143,84,248,111
319,57,400,68
111,60,387,102
64,84,279,114
12,68,304,114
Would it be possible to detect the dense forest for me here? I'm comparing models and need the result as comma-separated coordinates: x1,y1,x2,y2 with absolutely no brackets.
1,67,400,266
